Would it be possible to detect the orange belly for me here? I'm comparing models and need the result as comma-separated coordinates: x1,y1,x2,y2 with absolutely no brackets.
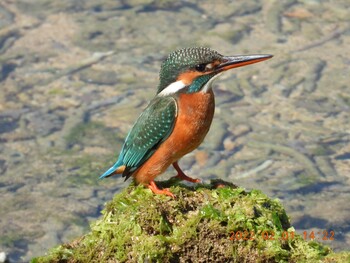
133,90,215,185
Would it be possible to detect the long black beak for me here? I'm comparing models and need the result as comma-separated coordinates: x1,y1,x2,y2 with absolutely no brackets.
217,54,273,72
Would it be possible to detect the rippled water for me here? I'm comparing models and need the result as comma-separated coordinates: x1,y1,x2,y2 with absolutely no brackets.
0,0,349,261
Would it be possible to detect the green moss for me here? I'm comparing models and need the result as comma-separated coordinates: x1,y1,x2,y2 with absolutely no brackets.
65,121,120,148
324,252,350,262
338,93,350,107
46,147,114,186
0,233,24,247
62,121,124,185
32,181,349,262
48,88,66,95
67,154,106,186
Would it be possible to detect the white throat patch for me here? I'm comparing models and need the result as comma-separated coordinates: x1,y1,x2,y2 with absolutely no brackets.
201,72,223,93
158,80,186,96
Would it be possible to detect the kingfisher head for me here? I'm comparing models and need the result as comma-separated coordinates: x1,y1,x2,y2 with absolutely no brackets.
157,47,272,96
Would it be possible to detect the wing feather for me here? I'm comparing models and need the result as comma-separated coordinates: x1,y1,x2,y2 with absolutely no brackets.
118,96,177,179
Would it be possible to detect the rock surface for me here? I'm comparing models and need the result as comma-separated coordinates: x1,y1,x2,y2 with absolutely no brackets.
32,181,350,262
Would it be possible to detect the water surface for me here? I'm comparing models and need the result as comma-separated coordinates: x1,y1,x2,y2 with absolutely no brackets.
0,0,349,261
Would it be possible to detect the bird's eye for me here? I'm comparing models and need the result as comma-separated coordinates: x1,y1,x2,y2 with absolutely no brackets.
195,64,207,72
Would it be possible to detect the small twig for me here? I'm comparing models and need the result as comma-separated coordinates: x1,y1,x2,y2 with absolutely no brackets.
293,26,349,53
83,91,134,122
247,140,325,178
235,160,274,179
37,51,116,86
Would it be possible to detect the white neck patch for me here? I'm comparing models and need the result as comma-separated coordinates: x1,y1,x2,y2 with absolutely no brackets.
158,80,186,96
201,72,223,93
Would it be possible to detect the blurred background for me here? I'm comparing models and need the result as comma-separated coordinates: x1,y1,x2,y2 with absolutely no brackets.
0,0,349,261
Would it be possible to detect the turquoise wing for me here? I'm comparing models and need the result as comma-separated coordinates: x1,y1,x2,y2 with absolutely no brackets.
119,96,177,179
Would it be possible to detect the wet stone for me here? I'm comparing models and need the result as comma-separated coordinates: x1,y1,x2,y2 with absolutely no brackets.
0,62,17,82
22,111,65,137
0,116,18,134
201,1,261,18
78,68,118,85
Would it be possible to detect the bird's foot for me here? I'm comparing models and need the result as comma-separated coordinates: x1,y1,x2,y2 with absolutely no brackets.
172,161,201,183
173,173,201,183
147,181,175,198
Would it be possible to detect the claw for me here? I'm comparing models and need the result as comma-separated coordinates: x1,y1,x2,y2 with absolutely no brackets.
147,181,175,198
172,162,201,183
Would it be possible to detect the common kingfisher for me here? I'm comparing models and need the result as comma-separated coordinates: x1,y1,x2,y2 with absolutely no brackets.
100,47,272,197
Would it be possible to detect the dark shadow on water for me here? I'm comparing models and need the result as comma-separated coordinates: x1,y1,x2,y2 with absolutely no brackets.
335,152,350,160
293,215,349,244
0,117,18,134
287,181,341,195
1,63,17,81
7,238,29,263
95,203,105,217
0,159,6,174
293,215,328,229
136,2,201,13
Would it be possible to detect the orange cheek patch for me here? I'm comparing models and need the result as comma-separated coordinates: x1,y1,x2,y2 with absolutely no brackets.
177,60,223,85
177,71,203,85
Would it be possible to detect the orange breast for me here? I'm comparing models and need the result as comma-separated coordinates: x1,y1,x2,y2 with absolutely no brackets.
133,90,215,185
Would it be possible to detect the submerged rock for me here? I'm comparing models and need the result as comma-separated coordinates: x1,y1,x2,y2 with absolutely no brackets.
31,180,349,262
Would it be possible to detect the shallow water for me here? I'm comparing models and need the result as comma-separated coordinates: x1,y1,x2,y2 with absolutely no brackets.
0,0,349,261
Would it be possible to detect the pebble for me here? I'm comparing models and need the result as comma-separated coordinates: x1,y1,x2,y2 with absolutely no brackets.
0,252,7,263
195,151,209,167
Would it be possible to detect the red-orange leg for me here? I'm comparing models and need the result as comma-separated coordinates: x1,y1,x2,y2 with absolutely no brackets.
147,181,175,198
172,162,201,183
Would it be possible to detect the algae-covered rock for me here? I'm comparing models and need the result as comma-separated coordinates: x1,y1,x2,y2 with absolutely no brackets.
32,181,349,262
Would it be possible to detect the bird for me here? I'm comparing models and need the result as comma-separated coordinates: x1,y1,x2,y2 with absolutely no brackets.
100,47,272,198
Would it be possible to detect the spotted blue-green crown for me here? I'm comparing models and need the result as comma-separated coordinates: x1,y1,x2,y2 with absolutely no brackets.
157,47,223,93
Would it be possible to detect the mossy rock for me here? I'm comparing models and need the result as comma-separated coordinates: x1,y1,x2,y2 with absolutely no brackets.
32,180,349,262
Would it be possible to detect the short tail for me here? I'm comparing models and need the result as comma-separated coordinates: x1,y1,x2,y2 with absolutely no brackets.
99,161,126,179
